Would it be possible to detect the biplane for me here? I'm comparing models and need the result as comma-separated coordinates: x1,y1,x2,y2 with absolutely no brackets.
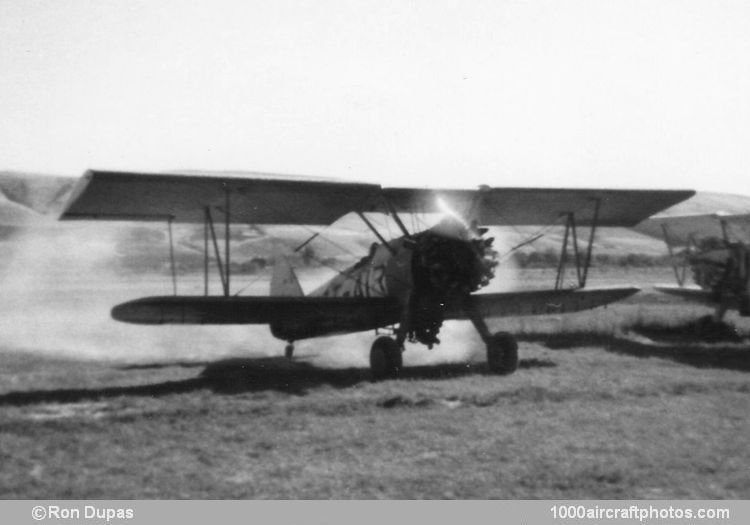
60,170,693,379
635,212,750,325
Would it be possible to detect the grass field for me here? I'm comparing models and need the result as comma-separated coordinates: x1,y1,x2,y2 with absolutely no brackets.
1,277,749,499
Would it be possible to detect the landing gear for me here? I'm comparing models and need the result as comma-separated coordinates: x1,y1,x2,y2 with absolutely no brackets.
693,314,740,342
370,336,402,380
464,296,519,375
486,332,519,375
691,302,735,340
284,343,294,360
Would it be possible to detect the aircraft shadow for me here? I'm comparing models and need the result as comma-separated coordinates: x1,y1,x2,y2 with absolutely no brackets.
0,356,555,407
200,356,556,395
521,332,750,372
0,377,206,407
116,361,211,371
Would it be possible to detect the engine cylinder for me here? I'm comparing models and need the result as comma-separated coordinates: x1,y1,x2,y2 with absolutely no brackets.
407,221,498,346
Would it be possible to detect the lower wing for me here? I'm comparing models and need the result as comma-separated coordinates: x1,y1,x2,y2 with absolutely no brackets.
113,286,638,328
653,285,714,304
112,295,399,326
445,286,639,319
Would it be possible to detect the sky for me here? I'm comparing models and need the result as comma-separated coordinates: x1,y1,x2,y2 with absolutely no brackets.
1,0,750,193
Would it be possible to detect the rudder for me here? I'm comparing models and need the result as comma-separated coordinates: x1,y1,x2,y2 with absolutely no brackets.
270,255,304,297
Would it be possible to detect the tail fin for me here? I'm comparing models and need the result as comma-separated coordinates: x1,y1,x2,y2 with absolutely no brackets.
270,255,304,297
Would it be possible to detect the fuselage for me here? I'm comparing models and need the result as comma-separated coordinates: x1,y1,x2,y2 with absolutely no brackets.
690,242,750,315
310,238,412,299
269,218,498,342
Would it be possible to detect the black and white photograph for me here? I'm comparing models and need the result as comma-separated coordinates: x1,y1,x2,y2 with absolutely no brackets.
0,0,748,503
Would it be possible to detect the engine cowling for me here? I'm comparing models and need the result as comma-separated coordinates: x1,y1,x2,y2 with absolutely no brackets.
407,220,498,347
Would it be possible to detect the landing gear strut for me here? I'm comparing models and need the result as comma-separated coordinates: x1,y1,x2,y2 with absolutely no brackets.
464,297,519,375
485,332,519,375
284,343,294,360
370,336,402,380
368,294,409,381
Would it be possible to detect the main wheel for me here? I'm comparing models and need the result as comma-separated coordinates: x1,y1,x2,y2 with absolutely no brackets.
694,314,739,342
486,331,518,375
370,336,402,380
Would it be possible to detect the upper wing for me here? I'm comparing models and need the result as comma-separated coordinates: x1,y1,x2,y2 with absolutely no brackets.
60,170,694,227
381,187,695,226
60,170,382,225
634,213,750,245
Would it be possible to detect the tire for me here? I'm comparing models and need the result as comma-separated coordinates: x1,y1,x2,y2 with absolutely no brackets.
693,314,740,342
370,336,402,380
486,331,518,375
695,315,716,339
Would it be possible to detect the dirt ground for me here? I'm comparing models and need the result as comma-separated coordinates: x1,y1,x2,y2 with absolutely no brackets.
0,282,748,499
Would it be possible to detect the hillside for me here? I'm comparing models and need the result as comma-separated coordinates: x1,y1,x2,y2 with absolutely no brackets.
0,171,77,219
658,191,750,216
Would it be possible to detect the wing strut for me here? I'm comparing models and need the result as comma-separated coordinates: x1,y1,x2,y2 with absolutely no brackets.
382,196,412,239
224,186,231,296
554,214,573,290
357,212,396,255
294,232,320,252
581,197,601,287
203,215,209,295
720,218,730,243
554,198,601,290
205,207,229,296
661,223,688,287
167,217,177,295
